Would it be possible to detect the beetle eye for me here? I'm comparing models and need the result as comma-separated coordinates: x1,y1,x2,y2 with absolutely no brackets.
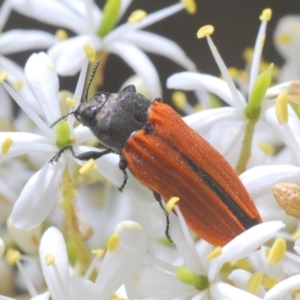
81,107,97,121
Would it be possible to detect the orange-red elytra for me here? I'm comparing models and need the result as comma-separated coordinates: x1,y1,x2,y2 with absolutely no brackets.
50,82,262,246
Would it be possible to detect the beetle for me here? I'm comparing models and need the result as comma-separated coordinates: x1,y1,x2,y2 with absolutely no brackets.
50,73,262,247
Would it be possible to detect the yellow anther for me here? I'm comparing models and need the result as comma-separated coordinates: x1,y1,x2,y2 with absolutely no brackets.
45,253,55,266
5,248,21,265
267,237,286,265
292,229,300,241
79,159,97,175
91,249,105,258
259,143,275,155
55,29,68,41
262,277,279,289
243,47,254,63
275,35,291,44
128,10,147,23
2,137,13,154
46,63,55,71
166,197,180,212
181,0,196,15
107,234,119,252
66,97,77,108
247,271,264,295
197,25,214,39
275,90,288,124
172,91,187,110
228,67,239,79
206,246,222,260
259,8,272,21
13,79,23,90
0,72,9,82
84,44,96,63
194,103,203,112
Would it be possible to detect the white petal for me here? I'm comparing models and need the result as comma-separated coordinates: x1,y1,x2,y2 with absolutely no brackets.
73,125,95,145
7,216,41,254
11,160,66,230
39,227,70,300
25,53,61,124
9,0,92,33
0,30,56,55
95,221,148,295
240,165,300,200
122,31,196,71
31,291,51,300
0,0,12,28
208,221,285,282
125,265,197,300
108,42,161,97
184,107,243,133
167,72,247,108
0,56,43,115
264,274,300,300
0,132,55,163
211,281,262,300
69,276,105,300
48,35,101,76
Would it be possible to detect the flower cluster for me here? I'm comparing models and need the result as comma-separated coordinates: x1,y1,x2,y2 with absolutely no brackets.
1,1,300,299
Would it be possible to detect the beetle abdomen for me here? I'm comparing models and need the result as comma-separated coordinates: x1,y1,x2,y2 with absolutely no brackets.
122,101,262,246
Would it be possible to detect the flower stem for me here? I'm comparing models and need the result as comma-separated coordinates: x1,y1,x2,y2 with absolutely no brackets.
235,119,257,175
60,168,91,273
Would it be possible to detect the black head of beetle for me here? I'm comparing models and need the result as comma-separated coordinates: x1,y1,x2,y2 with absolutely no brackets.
51,85,152,154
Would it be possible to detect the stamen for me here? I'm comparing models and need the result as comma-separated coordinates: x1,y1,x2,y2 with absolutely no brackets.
84,44,96,63
197,25,214,38
66,97,77,108
13,79,23,90
128,10,147,23
56,29,68,41
259,143,275,155
206,246,222,260
275,35,291,44
267,237,286,265
180,0,197,15
45,253,55,265
259,8,272,21
247,271,264,295
2,137,13,154
275,90,288,124
91,249,105,258
0,71,9,82
79,159,97,174
5,248,21,265
166,197,180,212
107,234,119,252
292,229,300,241
172,91,187,110
262,277,279,289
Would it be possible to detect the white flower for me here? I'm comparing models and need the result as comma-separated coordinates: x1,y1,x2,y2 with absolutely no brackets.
39,222,147,300
126,205,284,300
3,0,196,97
273,15,300,82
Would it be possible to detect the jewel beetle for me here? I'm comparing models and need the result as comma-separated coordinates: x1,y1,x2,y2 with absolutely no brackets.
50,72,262,247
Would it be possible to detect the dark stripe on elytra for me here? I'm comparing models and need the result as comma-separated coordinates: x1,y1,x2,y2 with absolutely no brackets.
182,154,259,229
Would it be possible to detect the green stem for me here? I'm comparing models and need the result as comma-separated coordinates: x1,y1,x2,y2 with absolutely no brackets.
60,168,91,274
235,119,257,175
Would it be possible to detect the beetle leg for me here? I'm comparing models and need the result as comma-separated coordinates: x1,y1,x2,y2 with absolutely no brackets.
118,159,128,192
153,191,173,243
49,145,112,164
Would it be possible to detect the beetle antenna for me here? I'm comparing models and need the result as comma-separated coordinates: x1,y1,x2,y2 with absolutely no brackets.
49,111,75,128
84,59,101,102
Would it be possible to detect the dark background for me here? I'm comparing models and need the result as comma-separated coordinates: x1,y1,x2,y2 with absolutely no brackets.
3,0,300,107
